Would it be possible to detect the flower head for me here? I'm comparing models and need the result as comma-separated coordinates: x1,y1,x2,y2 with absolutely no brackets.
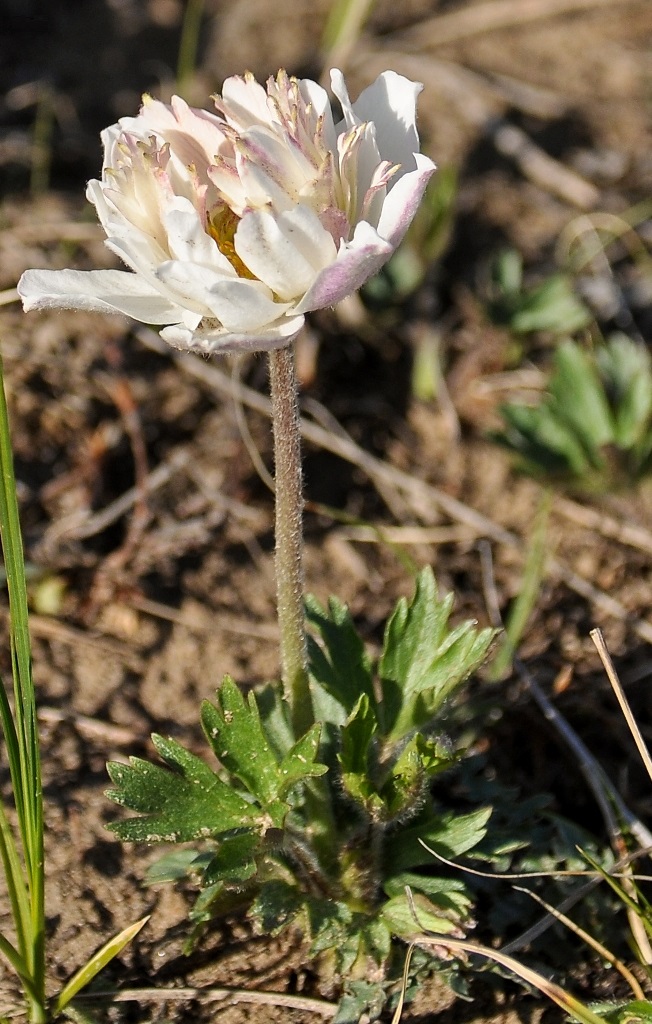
19,69,435,353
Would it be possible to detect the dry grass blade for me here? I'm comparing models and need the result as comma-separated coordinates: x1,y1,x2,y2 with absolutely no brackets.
590,629,652,962
592,628,652,787
514,885,645,999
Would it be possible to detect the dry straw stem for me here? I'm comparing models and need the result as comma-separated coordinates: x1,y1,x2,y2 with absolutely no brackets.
137,328,652,648
513,885,645,999
592,628,652,790
392,0,646,50
79,986,336,1015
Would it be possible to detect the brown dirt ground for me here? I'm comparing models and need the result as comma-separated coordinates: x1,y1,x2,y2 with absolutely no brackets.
1,0,652,1020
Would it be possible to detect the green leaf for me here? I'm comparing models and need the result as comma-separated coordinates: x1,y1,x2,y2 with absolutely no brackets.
381,734,456,818
338,694,383,813
201,677,326,812
201,832,259,886
601,1000,652,1024
307,897,354,955
201,677,286,805
511,275,591,335
379,568,495,739
384,872,472,917
334,981,387,1024
306,594,375,715
278,727,328,794
360,916,392,964
145,848,207,884
384,806,492,873
106,735,260,842
381,892,460,939
250,880,304,935
492,249,523,296
549,341,615,454
598,334,652,449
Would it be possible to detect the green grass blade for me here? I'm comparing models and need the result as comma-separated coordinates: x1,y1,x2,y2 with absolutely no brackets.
0,353,45,1006
0,797,31,957
52,916,149,1014
0,929,39,1003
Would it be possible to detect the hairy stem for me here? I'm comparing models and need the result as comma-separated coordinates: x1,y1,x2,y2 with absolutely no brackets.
268,342,313,737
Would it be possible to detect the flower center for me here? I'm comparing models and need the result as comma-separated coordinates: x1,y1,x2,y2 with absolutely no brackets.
206,204,255,280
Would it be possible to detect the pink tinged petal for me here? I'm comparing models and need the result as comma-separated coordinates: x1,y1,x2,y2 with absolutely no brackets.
299,78,336,150
235,206,337,301
165,95,228,165
376,152,436,248
123,95,227,172
241,125,318,196
338,122,382,224
294,221,393,313
233,131,303,211
214,73,274,130
160,314,305,354
156,261,292,332
18,268,186,324
207,157,248,215
360,160,398,227
351,71,424,172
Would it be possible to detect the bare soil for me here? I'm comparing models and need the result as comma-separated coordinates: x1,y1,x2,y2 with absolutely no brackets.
1,0,652,1020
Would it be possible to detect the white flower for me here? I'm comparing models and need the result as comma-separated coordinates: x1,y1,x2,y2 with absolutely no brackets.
18,69,436,354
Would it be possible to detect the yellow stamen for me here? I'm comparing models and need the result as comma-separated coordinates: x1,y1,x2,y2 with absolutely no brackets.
206,205,256,279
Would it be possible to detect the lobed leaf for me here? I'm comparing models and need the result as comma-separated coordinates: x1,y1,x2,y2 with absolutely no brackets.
306,594,375,715
380,733,456,819
201,677,326,812
384,805,492,873
379,568,495,739
106,734,260,843
338,693,382,814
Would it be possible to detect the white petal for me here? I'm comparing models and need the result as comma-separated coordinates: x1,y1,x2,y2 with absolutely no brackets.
294,221,393,313
156,261,292,332
163,198,232,268
330,70,358,131
18,269,186,324
161,314,304,354
350,71,423,171
376,152,436,248
235,206,337,301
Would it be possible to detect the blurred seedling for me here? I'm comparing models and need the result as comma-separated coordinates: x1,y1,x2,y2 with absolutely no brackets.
494,334,652,494
486,249,592,340
0,352,146,1023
